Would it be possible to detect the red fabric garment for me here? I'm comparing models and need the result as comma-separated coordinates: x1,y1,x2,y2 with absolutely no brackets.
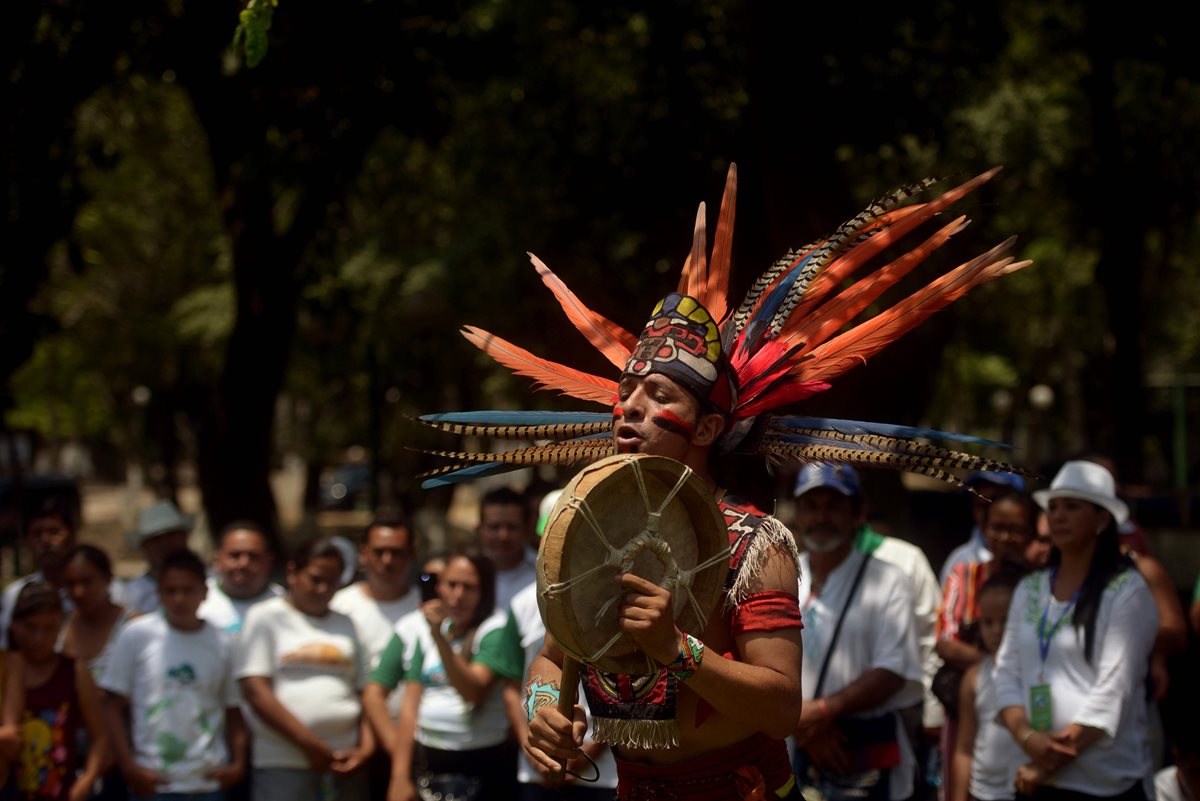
18,656,80,801
730,590,803,636
614,732,794,801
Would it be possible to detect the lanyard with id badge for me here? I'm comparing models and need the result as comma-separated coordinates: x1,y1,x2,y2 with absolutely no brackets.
1031,568,1079,732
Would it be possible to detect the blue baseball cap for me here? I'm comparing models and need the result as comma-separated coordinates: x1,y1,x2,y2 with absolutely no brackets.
793,463,861,499
965,470,1025,492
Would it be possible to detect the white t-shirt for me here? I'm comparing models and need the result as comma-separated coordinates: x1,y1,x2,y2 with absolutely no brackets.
859,532,945,728
235,596,366,769
405,609,522,752
331,583,420,718
509,582,617,789
969,657,1023,801
798,550,924,801
1155,766,1191,801
100,614,240,794
495,550,538,612
198,577,285,636
992,568,1158,796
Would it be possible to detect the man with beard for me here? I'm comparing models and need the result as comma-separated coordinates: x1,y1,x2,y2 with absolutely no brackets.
0,496,78,646
417,165,1029,800
791,464,923,801
523,296,807,800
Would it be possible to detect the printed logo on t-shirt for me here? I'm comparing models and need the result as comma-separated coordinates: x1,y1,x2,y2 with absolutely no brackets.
281,642,353,672
168,663,197,685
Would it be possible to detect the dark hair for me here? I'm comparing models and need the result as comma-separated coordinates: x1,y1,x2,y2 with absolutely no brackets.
981,490,1037,530
445,550,496,633
366,508,410,537
13,580,63,619
8,581,63,651
979,566,1024,598
480,487,527,521
1048,512,1132,664
160,549,208,584
365,511,414,553
65,544,113,580
219,520,273,550
23,496,77,534
289,537,346,572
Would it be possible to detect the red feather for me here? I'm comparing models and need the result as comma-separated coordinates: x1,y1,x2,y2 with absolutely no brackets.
460,325,619,406
529,253,636,369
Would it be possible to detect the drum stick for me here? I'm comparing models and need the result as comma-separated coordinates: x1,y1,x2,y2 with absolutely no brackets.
551,655,581,784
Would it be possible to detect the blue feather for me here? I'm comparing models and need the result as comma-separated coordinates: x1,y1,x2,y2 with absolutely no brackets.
771,416,1011,449
421,462,523,489
420,410,610,425
738,252,816,356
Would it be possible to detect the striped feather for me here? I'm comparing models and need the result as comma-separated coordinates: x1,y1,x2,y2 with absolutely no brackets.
421,411,611,425
461,325,618,406
761,178,944,338
762,429,1030,476
767,416,1009,448
419,462,522,488
418,418,612,441
788,169,1001,326
761,440,1027,493
530,253,637,369
425,441,616,466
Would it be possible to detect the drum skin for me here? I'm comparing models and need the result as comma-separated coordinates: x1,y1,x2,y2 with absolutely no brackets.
537,453,728,675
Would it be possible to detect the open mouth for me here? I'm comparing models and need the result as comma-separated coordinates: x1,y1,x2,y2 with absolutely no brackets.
614,425,642,453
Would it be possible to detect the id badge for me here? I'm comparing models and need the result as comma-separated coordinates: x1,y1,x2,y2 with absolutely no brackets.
1029,683,1053,732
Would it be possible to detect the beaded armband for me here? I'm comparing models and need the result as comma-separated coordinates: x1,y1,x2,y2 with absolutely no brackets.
667,632,705,681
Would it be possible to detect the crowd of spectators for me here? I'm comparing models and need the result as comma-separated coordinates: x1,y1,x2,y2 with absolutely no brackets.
0,457,1197,801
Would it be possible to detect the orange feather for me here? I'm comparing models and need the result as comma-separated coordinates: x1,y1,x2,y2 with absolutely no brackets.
529,253,637,369
781,215,970,349
460,325,619,406
704,163,737,323
791,169,1001,321
795,238,1031,384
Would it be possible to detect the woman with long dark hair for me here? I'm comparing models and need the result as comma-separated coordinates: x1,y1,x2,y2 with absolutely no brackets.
382,550,523,801
994,461,1157,800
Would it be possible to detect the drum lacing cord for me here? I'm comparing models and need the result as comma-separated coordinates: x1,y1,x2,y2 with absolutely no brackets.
541,459,732,664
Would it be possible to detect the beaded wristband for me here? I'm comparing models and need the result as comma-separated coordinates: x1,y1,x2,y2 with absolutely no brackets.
667,632,705,681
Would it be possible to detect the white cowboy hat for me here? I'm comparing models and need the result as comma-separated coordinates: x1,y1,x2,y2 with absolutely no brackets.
1033,460,1129,526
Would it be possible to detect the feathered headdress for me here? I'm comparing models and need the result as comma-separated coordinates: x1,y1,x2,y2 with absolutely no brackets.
418,165,1032,490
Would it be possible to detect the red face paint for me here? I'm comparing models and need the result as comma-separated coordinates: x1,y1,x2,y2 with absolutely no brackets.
651,409,696,440
612,406,624,419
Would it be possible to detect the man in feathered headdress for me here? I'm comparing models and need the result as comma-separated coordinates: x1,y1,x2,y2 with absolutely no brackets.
417,164,1030,799
522,292,808,800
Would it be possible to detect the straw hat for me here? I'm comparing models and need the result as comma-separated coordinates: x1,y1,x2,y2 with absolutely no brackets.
1033,460,1129,526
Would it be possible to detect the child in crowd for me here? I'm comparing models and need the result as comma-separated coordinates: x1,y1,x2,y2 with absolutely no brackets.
11,582,106,801
951,571,1024,801
101,549,247,801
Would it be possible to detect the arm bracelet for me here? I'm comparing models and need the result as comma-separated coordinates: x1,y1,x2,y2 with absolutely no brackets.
667,632,705,681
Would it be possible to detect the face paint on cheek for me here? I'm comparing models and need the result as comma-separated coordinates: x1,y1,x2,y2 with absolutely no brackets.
651,409,696,440
612,406,624,421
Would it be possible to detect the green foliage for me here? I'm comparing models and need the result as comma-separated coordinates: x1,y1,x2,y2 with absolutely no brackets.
233,0,277,68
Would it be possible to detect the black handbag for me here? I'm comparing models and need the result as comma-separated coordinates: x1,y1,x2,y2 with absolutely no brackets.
930,621,979,719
